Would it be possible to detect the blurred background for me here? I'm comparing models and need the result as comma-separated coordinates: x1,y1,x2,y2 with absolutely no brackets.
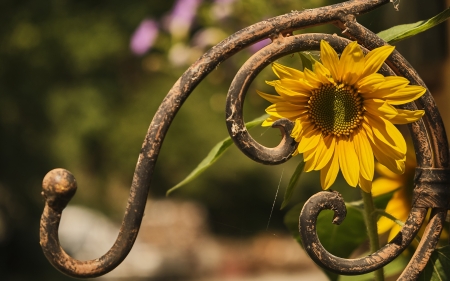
0,0,448,280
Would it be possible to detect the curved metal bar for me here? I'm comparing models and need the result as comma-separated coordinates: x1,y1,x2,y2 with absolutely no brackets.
225,32,396,164
226,42,298,164
40,0,394,278
39,0,450,279
299,191,428,275
40,168,148,278
398,208,447,281
294,14,450,278
229,32,437,275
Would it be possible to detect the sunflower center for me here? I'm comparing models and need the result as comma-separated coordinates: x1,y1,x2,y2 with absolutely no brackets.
308,83,363,136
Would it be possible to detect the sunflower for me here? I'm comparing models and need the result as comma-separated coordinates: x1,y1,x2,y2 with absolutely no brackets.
372,148,448,243
257,40,426,192
372,152,415,241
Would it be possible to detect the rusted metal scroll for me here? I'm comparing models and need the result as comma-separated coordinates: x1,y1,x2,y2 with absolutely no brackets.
40,0,449,279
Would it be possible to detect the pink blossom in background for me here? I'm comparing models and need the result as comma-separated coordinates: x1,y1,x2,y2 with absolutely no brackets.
130,19,159,56
214,0,235,4
249,38,271,53
170,0,201,25
211,0,235,19
165,0,202,39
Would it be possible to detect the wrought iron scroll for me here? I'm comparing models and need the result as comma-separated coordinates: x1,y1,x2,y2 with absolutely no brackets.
40,0,450,279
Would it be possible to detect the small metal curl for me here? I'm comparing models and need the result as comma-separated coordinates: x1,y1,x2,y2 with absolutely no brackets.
299,191,428,275
226,33,365,164
40,168,145,278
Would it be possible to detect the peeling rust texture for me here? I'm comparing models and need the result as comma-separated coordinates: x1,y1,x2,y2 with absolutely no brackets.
397,209,446,281
38,0,450,279
413,168,450,209
40,168,141,278
299,191,427,275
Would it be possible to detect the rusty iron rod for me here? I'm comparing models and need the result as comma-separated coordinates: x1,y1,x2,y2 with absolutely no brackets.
39,1,449,280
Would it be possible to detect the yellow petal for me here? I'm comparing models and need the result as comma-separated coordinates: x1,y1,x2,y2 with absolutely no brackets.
291,118,303,138
339,41,364,85
396,158,406,173
374,115,406,154
375,161,398,179
371,178,401,197
380,190,410,240
362,121,374,142
387,224,402,242
320,151,339,190
305,135,328,172
256,90,284,104
361,45,395,78
304,135,330,172
303,68,323,88
354,130,374,181
313,61,334,84
262,116,279,127
272,79,315,94
387,190,410,221
303,146,316,162
274,84,311,103
291,119,313,142
384,85,426,105
359,174,372,193
297,128,322,153
378,215,396,235
337,137,359,187
304,153,318,172
389,109,425,124
314,135,336,170
366,76,410,99
363,121,407,170
372,136,404,161
371,133,405,163
365,114,406,158
272,62,305,79
265,102,308,120
364,99,398,120
356,73,384,94
372,144,406,174
320,40,340,81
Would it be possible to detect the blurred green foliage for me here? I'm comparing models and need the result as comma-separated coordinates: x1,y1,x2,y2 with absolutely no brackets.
0,0,447,280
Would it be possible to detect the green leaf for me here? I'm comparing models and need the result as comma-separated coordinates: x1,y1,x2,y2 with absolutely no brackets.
284,202,367,281
284,202,305,245
317,204,367,258
299,52,313,71
378,7,450,44
420,245,450,281
166,114,269,196
280,158,305,210
346,189,396,212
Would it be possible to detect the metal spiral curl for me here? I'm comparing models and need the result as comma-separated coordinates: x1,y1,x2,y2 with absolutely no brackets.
227,31,450,279
299,191,428,275
40,0,449,279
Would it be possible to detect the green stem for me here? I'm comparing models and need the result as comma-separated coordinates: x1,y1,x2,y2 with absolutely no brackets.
361,190,384,281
